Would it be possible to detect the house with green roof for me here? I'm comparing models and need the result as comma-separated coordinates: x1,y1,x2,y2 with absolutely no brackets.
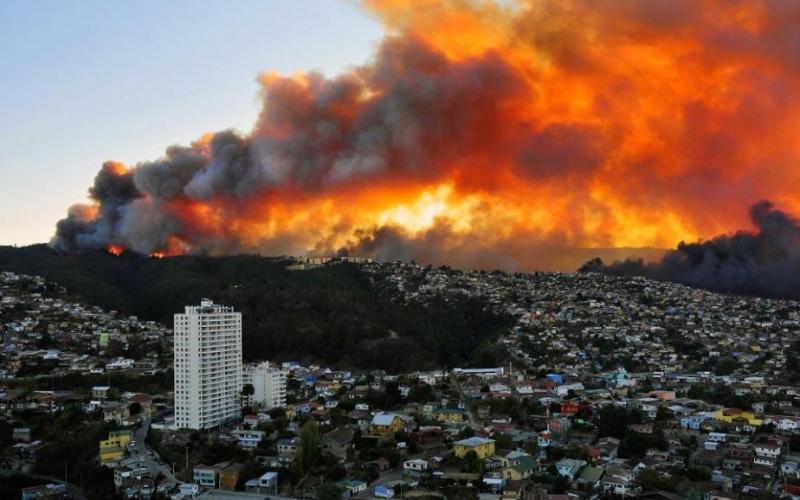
503,455,537,480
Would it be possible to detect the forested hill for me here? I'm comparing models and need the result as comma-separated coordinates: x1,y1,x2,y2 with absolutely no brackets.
0,245,511,371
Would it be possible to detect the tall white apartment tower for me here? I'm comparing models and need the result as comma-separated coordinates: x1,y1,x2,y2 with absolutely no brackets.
174,299,242,429
242,362,288,410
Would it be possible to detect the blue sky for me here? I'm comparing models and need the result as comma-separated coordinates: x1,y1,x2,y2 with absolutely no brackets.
0,0,382,245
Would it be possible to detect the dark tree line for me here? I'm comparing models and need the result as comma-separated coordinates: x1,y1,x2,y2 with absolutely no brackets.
0,246,512,371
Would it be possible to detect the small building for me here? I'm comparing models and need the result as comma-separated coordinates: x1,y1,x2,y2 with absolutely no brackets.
246,471,278,496
92,386,112,399
601,465,638,497
375,484,395,498
370,413,404,437
218,463,243,491
231,429,265,450
322,426,355,461
503,455,537,480
403,458,428,477
453,437,496,459
714,408,763,427
193,464,218,487
432,408,466,423
99,429,133,464
555,459,586,480
277,437,299,457
179,483,199,497
20,483,68,499
576,466,605,489
337,479,368,496
12,427,32,442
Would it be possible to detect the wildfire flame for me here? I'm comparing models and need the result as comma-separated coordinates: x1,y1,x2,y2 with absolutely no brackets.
52,0,800,272
107,245,123,256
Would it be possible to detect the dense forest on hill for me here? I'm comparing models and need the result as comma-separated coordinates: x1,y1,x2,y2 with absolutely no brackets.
0,245,511,371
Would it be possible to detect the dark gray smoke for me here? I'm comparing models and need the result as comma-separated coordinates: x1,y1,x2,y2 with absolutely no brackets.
50,36,530,256
580,201,800,298
51,162,140,251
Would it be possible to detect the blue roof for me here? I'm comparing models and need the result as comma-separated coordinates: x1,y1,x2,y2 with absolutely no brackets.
454,437,494,447
372,413,399,426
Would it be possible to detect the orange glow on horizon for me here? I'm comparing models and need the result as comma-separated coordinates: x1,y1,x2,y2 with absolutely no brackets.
56,0,800,272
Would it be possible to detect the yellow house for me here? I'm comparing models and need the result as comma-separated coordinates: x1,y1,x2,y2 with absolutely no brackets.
714,409,763,427
99,429,133,464
99,443,125,463
433,408,466,424
370,413,404,437
503,455,537,480
453,437,495,459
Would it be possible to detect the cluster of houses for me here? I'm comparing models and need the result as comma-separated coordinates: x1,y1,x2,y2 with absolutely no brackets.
141,360,797,499
0,271,171,380
4,262,800,498
364,262,800,383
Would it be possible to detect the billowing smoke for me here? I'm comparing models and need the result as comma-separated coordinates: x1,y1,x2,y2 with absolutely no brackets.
51,1,800,274
580,201,800,298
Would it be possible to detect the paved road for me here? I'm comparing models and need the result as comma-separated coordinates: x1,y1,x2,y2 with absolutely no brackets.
197,489,298,499
450,374,481,430
132,415,177,486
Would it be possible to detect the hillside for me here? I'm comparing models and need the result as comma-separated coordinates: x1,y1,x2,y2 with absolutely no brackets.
0,245,511,371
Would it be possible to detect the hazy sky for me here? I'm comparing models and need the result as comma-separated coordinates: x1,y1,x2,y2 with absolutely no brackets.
0,0,382,245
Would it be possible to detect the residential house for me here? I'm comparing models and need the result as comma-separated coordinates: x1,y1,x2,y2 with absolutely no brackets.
433,408,465,424
370,413,404,437
245,471,278,496
602,465,638,497
555,459,586,480
321,426,355,462
231,429,265,450
218,463,243,491
99,429,132,464
337,479,368,497
277,438,299,458
193,465,219,487
503,455,537,480
404,459,428,477
453,437,496,459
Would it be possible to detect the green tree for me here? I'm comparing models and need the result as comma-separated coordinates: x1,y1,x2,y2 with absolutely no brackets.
686,466,711,482
407,384,434,403
524,440,540,456
462,450,482,473
299,420,321,471
494,432,514,450
553,474,571,494
129,401,142,416
106,387,121,401
638,468,675,492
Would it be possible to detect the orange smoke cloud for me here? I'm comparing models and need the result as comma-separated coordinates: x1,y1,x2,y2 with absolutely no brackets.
52,0,800,271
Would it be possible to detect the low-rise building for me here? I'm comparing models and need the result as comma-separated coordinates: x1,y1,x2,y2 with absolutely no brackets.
453,437,496,459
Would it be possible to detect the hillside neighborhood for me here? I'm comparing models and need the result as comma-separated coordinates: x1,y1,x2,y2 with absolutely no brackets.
2,262,800,499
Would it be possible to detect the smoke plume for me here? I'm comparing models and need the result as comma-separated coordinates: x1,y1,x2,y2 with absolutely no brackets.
51,0,800,274
581,201,800,298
